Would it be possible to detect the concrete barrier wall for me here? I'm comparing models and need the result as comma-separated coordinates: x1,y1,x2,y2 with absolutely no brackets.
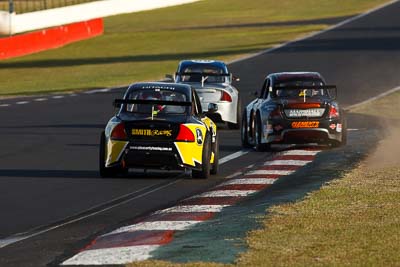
0,0,200,35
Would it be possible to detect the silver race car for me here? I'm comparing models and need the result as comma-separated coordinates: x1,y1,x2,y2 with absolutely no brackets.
167,60,241,129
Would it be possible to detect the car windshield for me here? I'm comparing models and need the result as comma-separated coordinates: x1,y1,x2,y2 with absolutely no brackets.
178,64,227,83
123,89,190,116
273,80,330,98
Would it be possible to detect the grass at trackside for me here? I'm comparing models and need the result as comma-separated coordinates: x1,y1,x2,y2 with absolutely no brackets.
127,92,400,267
0,0,390,95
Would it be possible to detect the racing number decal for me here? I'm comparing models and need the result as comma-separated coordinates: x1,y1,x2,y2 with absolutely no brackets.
196,128,203,145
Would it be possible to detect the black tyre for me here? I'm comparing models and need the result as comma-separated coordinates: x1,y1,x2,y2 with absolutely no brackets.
341,116,348,146
241,110,252,148
331,115,348,148
227,99,242,129
255,115,270,152
210,134,219,175
99,132,124,178
192,134,211,179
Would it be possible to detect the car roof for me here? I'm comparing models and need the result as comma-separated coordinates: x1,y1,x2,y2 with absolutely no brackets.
268,72,325,83
177,60,228,72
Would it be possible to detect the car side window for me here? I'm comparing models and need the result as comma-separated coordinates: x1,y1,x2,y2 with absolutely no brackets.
259,80,267,99
259,79,270,99
192,90,202,115
264,79,270,99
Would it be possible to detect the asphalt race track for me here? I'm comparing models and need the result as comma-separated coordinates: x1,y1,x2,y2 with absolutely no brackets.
1,1,400,266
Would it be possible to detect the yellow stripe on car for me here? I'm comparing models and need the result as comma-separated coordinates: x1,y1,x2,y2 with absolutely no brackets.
106,140,128,167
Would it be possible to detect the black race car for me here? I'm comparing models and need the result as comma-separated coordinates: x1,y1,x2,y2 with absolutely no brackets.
241,72,347,150
99,82,219,178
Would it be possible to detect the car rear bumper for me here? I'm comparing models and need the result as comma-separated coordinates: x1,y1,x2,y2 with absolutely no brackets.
202,101,237,124
264,118,344,144
267,128,342,144
113,142,202,170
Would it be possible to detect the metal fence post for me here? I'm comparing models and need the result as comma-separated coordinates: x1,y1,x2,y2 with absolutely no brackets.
9,0,14,13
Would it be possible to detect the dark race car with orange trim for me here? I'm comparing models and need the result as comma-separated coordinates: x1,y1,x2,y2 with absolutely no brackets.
241,72,347,151
99,82,219,178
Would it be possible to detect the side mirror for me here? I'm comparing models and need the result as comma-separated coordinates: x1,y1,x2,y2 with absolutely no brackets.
165,74,174,81
207,103,218,114
233,76,240,82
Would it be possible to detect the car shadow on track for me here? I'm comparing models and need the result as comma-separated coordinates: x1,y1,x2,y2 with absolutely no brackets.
0,169,187,180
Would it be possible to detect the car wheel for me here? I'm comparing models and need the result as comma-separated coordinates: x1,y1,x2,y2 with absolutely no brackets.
330,117,348,148
192,134,211,179
341,116,348,146
210,133,219,175
241,111,252,148
255,115,270,152
227,99,242,129
99,132,124,178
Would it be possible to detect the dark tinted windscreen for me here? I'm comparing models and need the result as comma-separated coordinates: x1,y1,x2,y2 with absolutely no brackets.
123,89,190,115
273,79,331,98
178,64,227,83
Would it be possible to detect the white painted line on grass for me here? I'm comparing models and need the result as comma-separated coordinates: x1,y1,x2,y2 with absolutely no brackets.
158,205,229,213
222,178,276,185
247,170,295,176
219,150,250,165
196,190,258,198
281,150,320,156
106,221,200,235
16,101,29,105
62,245,160,265
264,160,312,166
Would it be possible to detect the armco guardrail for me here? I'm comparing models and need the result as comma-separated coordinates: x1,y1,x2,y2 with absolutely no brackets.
0,0,200,35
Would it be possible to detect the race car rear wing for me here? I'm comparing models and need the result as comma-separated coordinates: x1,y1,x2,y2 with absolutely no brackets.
114,99,192,108
272,85,337,99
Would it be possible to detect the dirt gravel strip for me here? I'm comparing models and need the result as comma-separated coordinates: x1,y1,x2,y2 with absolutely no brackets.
61,149,321,265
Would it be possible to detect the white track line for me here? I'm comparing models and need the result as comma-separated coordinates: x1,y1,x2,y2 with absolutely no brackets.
106,221,200,235
62,245,160,265
228,0,400,65
281,150,320,156
158,205,229,213
346,85,400,110
16,101,29,105
219,150,250,165
247,170,295,176
52,95,64,99
195,190,258,198
0,179,181,249
0,104,10,107
222,178,276,185
34,98,48,102
264,160,312,166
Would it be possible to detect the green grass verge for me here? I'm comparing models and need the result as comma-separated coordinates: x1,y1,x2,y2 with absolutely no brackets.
0,0,389,96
